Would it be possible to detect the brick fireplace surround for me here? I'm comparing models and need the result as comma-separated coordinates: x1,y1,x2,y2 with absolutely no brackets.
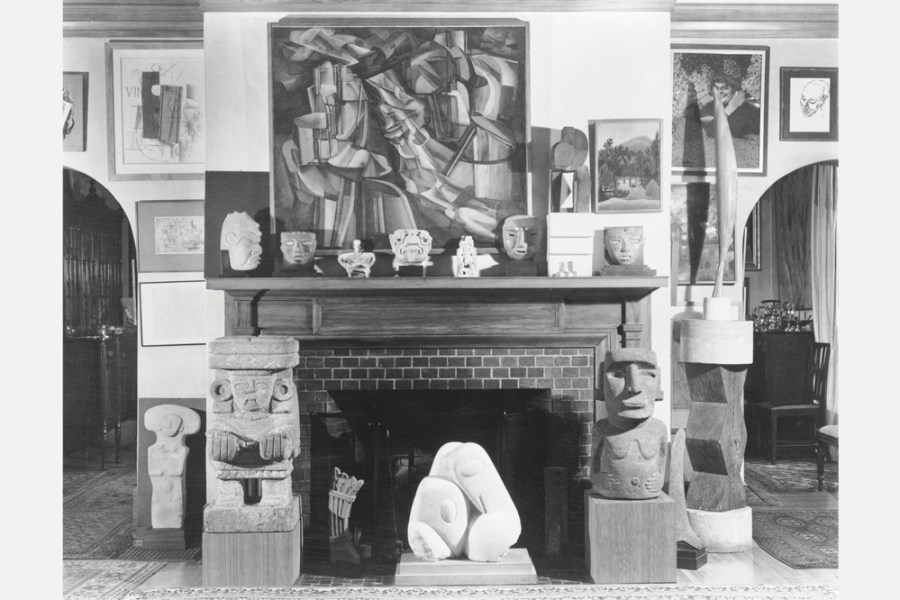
209,276,666,552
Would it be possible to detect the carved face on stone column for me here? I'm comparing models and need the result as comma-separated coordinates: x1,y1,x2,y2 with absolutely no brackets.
221,212,263,271
158,414,184,438
502,215,542,261
604,348,659,424
604,226,644,266
228,371,277,418
280,231,317,266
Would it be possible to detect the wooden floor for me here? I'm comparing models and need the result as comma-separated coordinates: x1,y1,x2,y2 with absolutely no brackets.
138,488,839,590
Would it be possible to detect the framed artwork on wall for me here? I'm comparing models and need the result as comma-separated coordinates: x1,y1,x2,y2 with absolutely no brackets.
780,67,838,141
139,280,207,346
671,45,769,176
136,200,205,272
105,40,204,180
63,72,88,152
588,118,662,213
670,182,736,285
744,203,761,271
269,18,529,254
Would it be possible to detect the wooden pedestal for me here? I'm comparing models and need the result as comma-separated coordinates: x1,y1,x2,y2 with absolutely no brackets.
202,518,303,587
584,492,676,584
394,548,537,586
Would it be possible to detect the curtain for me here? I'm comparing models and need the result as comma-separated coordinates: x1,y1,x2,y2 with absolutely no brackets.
810,163,838,423
772,168,812,308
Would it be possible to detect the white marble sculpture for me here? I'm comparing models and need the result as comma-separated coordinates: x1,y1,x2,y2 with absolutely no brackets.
408,442,521,563
221,212,263,271
145,404,201,529
338,239,376,278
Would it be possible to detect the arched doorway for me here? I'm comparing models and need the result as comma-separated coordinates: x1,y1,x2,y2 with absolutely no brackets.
63,168,138,469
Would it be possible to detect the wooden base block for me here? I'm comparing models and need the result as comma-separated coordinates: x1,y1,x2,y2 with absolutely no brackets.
202,518,302,587
138,528,186,550
677,541,707,570
394,548,538,586
584,492,676,584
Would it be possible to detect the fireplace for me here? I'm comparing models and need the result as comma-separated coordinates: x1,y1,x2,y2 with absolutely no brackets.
208,276,666,558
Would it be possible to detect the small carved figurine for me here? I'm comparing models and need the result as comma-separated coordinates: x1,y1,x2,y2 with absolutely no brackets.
390,229,433,274
338,239,376,278
280,231,317,268
455,236,478,277
145,404,201,529
221,212,263,272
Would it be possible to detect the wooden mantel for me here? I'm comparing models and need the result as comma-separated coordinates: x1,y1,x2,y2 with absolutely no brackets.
209,276,668,349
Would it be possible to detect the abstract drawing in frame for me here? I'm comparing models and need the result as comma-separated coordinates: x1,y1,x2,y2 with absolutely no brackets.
136,200,205,272
269,18,530,253
589,118,662,213
106,40,204,180
63,72,88,152
671,182,736,285
671,45,769,176
139,280,207,347
780,67,838,141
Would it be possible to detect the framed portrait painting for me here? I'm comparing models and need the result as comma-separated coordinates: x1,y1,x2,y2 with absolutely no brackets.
671,182,736,285
106,40,204,180
63,72,88,152
780,67,838,141
672,45,769,176
589,118,662,213
136,200,205,272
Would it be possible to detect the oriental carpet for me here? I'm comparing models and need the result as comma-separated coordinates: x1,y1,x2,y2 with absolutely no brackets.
751,509,838,570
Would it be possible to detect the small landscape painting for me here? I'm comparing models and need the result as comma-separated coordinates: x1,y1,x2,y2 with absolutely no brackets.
589,119,662,213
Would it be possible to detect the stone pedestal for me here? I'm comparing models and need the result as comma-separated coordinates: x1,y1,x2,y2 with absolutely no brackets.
394,548,537,586
584,492,676,584
687,506,753,553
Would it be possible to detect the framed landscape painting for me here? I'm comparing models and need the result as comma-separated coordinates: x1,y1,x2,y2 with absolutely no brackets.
589,119,662,213
780,67,838,141
106,40,204,180
137,200,205,272
671,45,769,176
671,182,736,285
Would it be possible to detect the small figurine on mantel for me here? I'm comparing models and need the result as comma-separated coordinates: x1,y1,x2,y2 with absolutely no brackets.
389,228,433,277
279,231,318,274
220,211,263,272
455,236,478,277
599,226,656,276
502,215,543,276
338,239,376,278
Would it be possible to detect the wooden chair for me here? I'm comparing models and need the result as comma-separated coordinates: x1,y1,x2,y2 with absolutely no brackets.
754,342,831,465
816,424,838,491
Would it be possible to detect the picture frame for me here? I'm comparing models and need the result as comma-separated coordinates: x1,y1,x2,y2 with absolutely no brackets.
63,72,88,152
671,44,769,176
779,67,838,141
269,18,529,254
588,118,662,213
136,200,205,272
139,280,207,346
744,203,761,271
671,182,736,285
105,40,204,180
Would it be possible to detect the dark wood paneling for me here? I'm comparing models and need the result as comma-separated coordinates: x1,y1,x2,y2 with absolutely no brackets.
257,298,316,334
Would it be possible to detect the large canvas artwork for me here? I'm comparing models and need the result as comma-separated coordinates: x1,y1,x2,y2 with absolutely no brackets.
671,182,736,285
270,19,529,252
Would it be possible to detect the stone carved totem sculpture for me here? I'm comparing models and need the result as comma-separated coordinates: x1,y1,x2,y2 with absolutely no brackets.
221,212,263,272
408,442,521,563
204,336,301,533
502,215,543,276
590,348,668,500
145,404,202,529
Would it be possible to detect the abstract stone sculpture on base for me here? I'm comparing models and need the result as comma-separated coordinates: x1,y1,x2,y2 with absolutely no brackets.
145,404,201,530
407,442,521,563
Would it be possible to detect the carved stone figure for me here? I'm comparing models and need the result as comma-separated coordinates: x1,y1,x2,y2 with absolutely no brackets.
590,348,667,500
408,442,521,563
502,215,542,276
338,239,376,278
221,212,263,272
145,404,201,529
280,231,317,267
455,235,478,277
390,228,433,274
204,336,301,533
600,226,655,276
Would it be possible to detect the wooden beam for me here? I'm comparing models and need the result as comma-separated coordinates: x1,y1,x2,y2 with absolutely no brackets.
63,22,204,38
672,3,838,39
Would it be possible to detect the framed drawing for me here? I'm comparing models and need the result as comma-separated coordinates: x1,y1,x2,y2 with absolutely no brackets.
671,45,769,176
780,67,838,141
139,280,207,346
136,200,205,272
671,182,736,285
63,72,88,152
589,118,662,213
269,18,529,253
106,40,204,180
744,203,761,271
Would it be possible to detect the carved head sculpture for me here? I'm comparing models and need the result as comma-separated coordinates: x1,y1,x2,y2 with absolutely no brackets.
502,215,542,262
280,231,317,266
604,226,645,266
603,347,660,426
390,229,433,265
210,371,296,421
144,404,201,440
221,212,262,271
800,79,830,117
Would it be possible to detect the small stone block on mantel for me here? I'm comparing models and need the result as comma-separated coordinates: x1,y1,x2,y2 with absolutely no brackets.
393,548,538,586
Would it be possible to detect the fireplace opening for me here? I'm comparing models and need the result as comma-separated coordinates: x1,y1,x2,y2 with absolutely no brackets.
307,388,580,563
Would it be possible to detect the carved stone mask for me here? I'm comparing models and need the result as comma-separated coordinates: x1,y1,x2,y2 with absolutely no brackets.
228,371,276,418
604,348,659,424
281,231,317,266
502,216,542,261
390,229,433,265
605,226,644,266
221,212,262,271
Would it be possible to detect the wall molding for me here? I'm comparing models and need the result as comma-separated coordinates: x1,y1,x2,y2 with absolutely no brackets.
672,3,838,38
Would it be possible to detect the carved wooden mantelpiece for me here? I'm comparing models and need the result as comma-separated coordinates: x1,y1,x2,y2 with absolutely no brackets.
208,277,667,350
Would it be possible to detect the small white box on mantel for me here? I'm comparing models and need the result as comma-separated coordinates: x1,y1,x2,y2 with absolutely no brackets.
546,213,595,277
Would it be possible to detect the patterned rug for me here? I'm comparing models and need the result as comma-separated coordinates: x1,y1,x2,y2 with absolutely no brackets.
123,584,838,600
752,509,838,569
64,468,137,559
64,560,167,600
743,458,838,494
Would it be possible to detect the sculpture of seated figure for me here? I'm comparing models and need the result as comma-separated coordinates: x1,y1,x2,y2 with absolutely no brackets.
590,347,667,500
338,239,376,278
502,215,542,276
600,226,655,276
280,231,317,270
145,404,201,529
221,212,263,272
408,442,521,563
